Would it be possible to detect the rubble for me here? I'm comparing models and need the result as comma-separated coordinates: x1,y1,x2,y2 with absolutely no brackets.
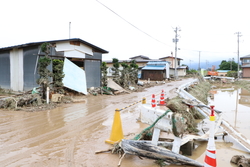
231,155,250,167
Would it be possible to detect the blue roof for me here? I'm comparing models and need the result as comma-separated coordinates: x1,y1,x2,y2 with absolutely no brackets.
142,61,169,70
217,70,230,72
142,66,166,70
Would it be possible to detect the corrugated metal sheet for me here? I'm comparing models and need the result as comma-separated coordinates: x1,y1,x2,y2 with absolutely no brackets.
0,51,10,89
23,46,41,91
85,59,101,88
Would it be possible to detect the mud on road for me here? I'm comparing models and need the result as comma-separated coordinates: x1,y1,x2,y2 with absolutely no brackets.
0,78,241,167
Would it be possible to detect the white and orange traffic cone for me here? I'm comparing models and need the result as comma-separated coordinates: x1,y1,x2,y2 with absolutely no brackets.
204,105,217,167
158,90,166,106
151,94,156,108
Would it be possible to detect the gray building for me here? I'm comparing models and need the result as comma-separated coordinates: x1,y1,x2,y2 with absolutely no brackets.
0,38,108,92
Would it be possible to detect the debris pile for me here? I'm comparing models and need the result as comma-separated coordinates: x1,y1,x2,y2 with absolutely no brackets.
188,81,211,105
166,97,203,133
0,94,42,110
231,155,250,167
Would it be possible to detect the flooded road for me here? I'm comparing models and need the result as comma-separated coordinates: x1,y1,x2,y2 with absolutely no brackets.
0,78,249,167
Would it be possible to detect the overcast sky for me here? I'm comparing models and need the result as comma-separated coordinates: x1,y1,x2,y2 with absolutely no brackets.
1,0,250,66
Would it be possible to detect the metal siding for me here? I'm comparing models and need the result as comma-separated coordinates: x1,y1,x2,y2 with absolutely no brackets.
85,52,102,60
85,60,101,88
10,49,23,91
23,46,40,91
0,51,10,89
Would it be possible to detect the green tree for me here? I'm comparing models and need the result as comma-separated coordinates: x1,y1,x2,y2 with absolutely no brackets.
53,59,65,94
218,60,238,71
37,43,53,99
227,71,238,78
129,60,138,85
120,62,129,88
112,58,120,84
101,62,108,87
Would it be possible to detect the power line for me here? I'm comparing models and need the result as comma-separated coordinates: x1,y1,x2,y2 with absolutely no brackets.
96,0,248,57
95,0,172,47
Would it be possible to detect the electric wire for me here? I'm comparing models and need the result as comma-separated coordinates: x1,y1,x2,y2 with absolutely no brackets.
96,0,173,48
96,0,247,56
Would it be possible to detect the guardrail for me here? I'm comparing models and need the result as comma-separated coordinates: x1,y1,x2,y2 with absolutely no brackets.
176,78,250,153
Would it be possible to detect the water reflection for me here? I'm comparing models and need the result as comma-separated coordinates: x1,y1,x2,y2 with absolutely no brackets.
239,88,250,106
209,87,250,139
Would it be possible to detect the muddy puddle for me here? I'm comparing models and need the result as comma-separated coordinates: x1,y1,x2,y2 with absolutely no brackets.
0,78,249,167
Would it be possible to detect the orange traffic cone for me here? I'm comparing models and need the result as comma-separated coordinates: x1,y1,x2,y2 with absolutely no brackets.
158,90,166,106
105,109,124,144
203,105,217,167
151,94,156,108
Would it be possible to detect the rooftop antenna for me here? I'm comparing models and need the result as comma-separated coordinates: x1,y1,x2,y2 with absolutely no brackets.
69,22,71,39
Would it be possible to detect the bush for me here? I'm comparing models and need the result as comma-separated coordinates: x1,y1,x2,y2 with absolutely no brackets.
227,71,238,78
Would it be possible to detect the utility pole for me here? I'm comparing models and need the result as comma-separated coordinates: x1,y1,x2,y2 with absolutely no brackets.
69,22,71,39
189,60,192,70
235,32,242,79
198,51,201,70
173,27,181,80
206,60,209,70
229,58,233,71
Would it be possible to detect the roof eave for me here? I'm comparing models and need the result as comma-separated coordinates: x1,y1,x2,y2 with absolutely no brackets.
0,38,109,53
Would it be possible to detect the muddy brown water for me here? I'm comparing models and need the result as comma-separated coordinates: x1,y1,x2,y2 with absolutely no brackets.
0,78,248,167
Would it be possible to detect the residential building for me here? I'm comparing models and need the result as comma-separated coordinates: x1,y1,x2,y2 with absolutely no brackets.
240,55,250,78
217,70,230,76
0,38,108,93
103,54,186,78
159,56,186,77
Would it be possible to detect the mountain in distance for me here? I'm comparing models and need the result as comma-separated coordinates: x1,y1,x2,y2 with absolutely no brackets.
185,60,222,70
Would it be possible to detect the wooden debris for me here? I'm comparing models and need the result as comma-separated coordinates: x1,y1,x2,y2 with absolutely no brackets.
121,139,203,167
95,148,112,154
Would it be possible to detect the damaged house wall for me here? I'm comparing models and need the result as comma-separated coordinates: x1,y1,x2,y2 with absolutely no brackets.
56,42,103,88
0,38,108,92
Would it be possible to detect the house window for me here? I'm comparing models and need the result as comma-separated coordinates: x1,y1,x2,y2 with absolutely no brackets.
243,59,250,63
